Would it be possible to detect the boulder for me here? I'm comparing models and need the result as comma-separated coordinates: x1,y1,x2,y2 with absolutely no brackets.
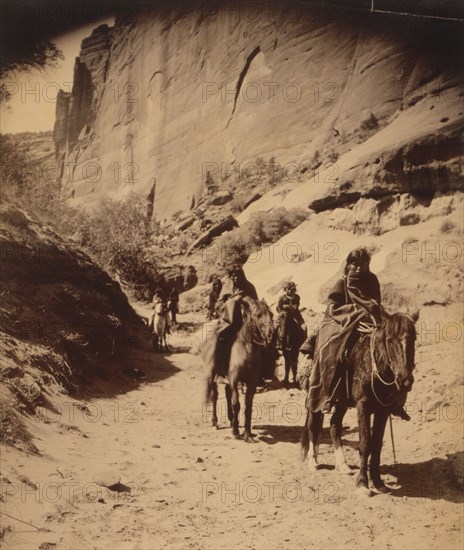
188,216,239,253
211,191,233,206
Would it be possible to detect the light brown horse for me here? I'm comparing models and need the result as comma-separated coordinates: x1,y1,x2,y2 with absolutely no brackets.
149,302,168,352
204,297,275,442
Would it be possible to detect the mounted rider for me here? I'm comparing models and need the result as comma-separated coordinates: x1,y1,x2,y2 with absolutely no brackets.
306,247,410,420
207,278,223,320
214,265,258,378
150,288,171,333
168,288,179,325
276,281,307,350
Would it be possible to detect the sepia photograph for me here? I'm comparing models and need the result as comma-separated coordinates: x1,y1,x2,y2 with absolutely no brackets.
0,0,463,548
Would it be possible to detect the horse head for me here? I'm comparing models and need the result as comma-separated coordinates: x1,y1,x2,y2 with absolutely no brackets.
376,310,418,392
242,297,274,346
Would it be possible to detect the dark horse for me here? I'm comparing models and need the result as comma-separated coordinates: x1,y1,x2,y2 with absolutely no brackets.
282,315,305,387
301,310,418,494
204,297,275,442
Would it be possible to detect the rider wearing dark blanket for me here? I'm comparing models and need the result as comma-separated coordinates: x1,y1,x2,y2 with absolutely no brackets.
214,266,258,378
276,281,307,350
308,247,410,420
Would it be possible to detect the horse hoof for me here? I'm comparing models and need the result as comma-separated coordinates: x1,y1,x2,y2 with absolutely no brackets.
356,485,372,497
372,482,389,493
244,434,257,443
233,432,240,439
336,462,352,475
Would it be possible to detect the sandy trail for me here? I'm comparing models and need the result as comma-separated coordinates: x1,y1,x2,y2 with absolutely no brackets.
1,307,462,550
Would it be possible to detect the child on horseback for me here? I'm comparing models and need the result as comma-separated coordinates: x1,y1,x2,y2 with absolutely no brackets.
308,247,410,420
276,281,307,351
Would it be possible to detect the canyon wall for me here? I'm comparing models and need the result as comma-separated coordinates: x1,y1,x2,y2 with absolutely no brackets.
54,1,463,219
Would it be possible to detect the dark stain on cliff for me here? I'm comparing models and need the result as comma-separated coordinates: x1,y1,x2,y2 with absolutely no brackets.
226,46,261,129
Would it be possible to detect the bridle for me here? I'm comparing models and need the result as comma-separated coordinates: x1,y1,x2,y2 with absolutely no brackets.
369,326,401,407
243,303,272,347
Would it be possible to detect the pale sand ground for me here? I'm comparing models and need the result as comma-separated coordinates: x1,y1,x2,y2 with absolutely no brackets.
1,305,462,550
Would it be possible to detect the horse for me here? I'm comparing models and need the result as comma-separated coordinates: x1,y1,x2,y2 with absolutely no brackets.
204,297,275,442
167,300,178,333
300,310,418,494
150,302,169,352
281,314,305,387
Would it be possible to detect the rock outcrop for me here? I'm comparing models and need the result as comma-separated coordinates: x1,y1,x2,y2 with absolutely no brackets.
188,215,239,253
0,200,144,449
53,1,463,217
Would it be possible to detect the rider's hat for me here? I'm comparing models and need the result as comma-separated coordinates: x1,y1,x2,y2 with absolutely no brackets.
228,264,244,277
284,281,296,290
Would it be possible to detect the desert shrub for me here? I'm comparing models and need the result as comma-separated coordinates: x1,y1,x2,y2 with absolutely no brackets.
216,207,308,269
440,219,456,234
360,112,379,132
327,151,339,164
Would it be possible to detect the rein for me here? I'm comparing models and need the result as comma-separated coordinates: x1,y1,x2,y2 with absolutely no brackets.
369,328,398,407
245,318,267,346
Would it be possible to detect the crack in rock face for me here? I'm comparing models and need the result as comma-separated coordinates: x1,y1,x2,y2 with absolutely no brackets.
226,46,262,129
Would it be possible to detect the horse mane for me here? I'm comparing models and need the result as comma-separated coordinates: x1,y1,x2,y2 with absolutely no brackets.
237,298,273,345
381,311,417,341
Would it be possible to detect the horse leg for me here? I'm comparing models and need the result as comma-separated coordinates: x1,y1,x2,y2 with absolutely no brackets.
243,386,257,443
230,382,240,439
225,384,234,427
356,401,372,495
163,328,168,352
283,352,290,386
211,380,219,428
291,349,298,384
308,411,323,471
370,412,389,491
330,403,350,474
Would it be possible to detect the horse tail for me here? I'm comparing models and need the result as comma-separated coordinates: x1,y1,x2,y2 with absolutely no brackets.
300,409,311,461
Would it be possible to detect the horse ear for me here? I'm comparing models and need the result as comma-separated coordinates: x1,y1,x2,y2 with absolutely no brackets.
409,309,420,323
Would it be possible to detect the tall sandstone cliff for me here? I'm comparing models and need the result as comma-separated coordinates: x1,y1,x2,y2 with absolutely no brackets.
53,1,463,219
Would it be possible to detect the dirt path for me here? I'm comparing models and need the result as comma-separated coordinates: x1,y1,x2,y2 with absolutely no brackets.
1,309,463,550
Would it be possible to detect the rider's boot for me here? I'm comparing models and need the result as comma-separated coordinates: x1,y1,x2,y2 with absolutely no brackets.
392,405,411,421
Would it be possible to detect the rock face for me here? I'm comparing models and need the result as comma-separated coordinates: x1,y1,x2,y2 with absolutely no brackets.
54,1,463,217
188,215,239,253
